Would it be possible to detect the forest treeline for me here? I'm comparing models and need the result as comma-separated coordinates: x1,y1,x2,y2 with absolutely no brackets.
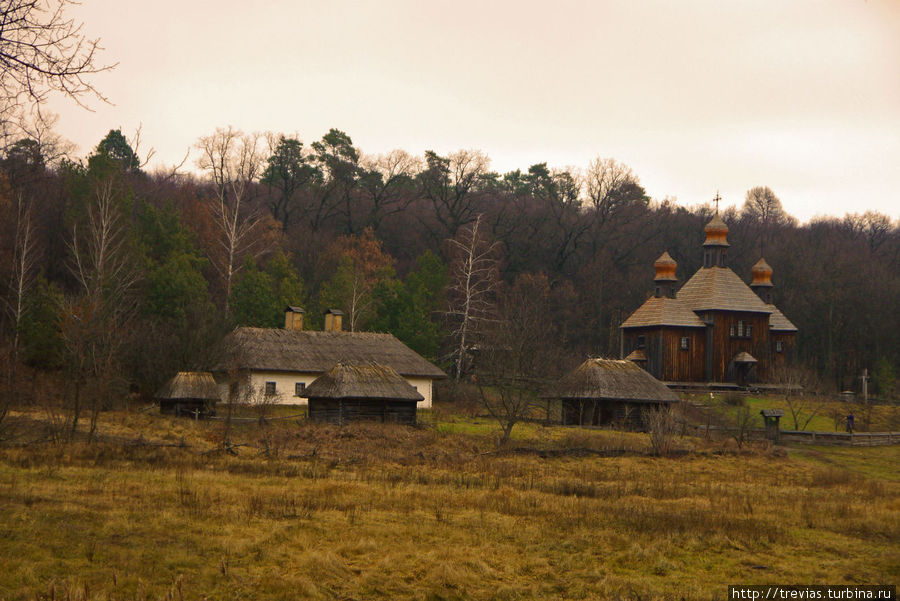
1,126,898,417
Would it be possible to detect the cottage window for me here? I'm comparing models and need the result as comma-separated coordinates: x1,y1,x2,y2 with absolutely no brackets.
729,324,736,338
775,340,783,353
737,320,744,338
265,381,276,396
295,382,306,396
636,335,646,349
680,336,690,350
746,323,753,338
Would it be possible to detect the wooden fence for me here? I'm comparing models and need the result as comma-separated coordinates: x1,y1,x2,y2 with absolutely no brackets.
688,424,900,446
778,430,899,446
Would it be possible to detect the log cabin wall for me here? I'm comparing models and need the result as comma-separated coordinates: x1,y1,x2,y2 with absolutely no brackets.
656,327,705,382
560,399,669,430
768,332,796,376
308,398,418,425
709,311,770,382
622,327,656,376
622,327,705,382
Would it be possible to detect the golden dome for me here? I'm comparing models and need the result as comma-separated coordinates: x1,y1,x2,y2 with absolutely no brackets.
654,251,677,281
703,214,730,247
751,258,773,287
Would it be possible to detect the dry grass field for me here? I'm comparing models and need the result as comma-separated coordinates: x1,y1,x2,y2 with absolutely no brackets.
0,406,897,601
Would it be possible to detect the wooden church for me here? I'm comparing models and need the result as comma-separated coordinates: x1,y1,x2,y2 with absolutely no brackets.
619,213,797,386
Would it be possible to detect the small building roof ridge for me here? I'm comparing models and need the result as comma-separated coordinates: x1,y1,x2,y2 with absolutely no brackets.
549,358,680,403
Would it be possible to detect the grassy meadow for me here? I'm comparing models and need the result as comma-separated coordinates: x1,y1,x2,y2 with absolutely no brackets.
0,405,897,601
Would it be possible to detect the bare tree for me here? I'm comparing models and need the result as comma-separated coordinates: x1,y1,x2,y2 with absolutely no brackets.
5,192,37,363
358,149,421,231
742,186,793,255
644,405,678,457
0,0,114,144
1,191,37,428
771,363,822,430
68,179,136,303
445,214,501,383
843,211,894,256
420,149,491,241
584,158,644,218
63,177,138,439
539,167,589,274
582,157,651,264
475,274,558,445
195,127,268,316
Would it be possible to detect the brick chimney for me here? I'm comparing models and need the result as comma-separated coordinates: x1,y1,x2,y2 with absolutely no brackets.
324,309,343,332
284,306,305,330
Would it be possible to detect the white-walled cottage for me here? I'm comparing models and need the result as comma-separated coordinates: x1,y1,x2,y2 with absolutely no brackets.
212,308,446,408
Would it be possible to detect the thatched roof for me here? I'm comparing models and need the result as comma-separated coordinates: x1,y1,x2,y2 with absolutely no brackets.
156,371,220,400
549,359,679,403
302,362,424,401
213,328,446,379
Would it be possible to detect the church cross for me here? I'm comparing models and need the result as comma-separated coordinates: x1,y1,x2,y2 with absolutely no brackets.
713,191,721,214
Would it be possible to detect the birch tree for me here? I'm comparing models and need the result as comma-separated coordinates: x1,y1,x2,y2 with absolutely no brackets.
195,127,268,316
1,190,36,429
63,177,138,439
6,192,36,365
445,214,501,382
319,228,395,332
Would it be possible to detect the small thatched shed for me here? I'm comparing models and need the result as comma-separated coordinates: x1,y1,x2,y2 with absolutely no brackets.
302,362,424,425
551,358,680,429
156,371,220,417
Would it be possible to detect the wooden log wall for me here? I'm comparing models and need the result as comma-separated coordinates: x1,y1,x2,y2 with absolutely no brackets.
768,331,797,378
622,327,705,382
308,398,418,425
561,399,667,430
708,311,770,383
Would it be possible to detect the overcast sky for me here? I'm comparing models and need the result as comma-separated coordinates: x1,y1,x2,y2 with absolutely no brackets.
46,0,900,223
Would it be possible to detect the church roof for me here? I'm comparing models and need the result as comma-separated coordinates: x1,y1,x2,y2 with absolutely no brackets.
620,296,705,329
767,305,798,332
677,266,773,314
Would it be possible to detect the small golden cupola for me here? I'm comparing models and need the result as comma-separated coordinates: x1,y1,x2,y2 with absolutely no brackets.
653,251,678,298
750,258,774,304
702,214,730,268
